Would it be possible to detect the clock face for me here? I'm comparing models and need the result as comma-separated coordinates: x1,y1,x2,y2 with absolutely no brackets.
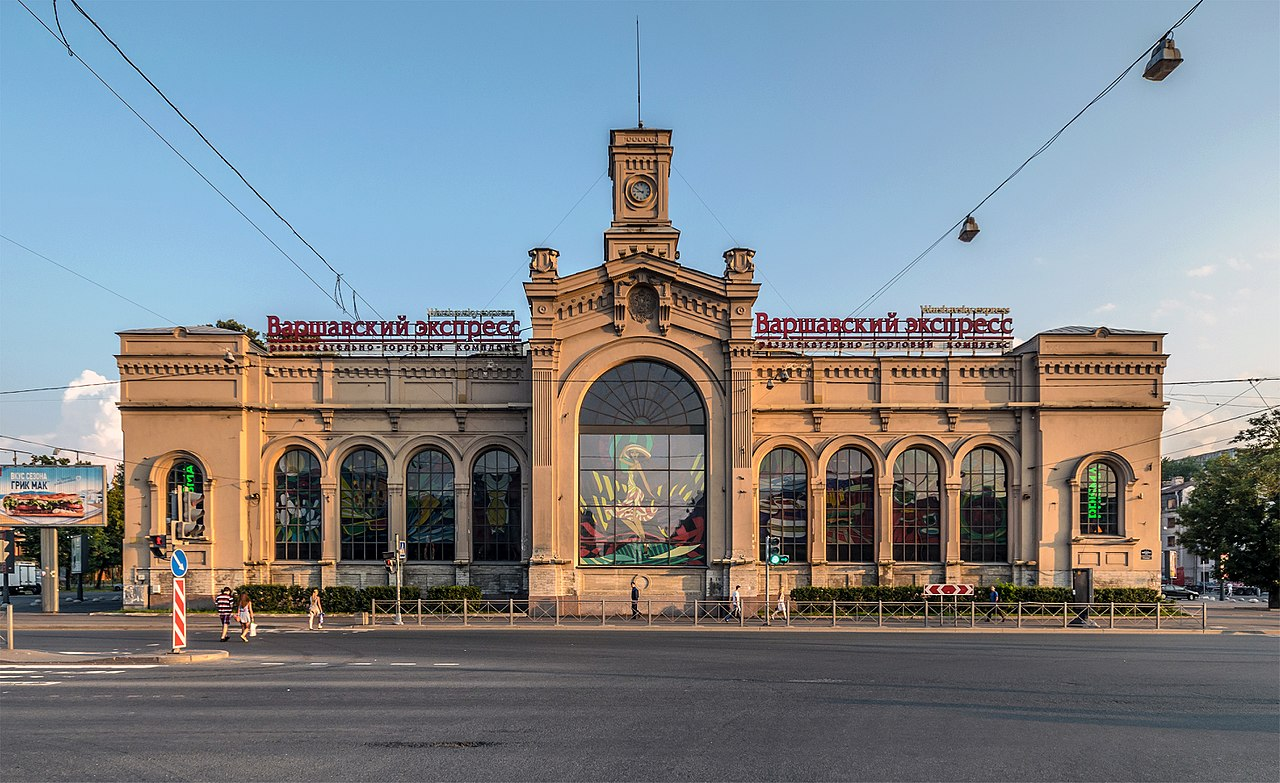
629,180,653,202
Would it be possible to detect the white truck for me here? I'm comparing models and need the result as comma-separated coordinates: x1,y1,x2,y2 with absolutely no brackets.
3,561,42,594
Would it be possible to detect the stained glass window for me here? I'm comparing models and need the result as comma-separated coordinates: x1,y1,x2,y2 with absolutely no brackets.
759,448,808,563
167,459,206,540
893,448,941,562
275,449,321,561
578,361,706,567
1080,462,1120,536
473,449,522,561
340,448,388,561
406,448,454,561
826,448,874,562
960,448,1008,562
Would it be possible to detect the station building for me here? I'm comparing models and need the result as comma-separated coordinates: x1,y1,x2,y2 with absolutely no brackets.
117,128,1168,606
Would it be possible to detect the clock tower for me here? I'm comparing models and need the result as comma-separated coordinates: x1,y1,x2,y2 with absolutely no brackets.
604,128,680,263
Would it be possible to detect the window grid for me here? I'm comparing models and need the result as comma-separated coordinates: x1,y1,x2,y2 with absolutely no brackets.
473,449,521,562
825,448,875,563
959,448,1008,563
893,448,941,562
340,449,388,561
1080,462,1120,536
406,449,454,562
759,448,808,563
275,449,322,561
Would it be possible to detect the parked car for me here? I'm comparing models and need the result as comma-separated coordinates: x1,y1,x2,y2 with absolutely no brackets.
1232,586,1261,597
1161,584,1200,600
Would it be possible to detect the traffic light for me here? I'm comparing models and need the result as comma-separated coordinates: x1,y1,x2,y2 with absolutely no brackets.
148,535,169,560
180,489,205,539
765,536,790,565
382,551,395,574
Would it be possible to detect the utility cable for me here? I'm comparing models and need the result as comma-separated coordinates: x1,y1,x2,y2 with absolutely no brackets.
847,0,1205,318
66,0,385,321
1,234,178,325
15,0,342,315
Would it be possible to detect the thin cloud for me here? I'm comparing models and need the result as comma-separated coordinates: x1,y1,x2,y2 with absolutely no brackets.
1092,303,1116,314
1186,264,1217,278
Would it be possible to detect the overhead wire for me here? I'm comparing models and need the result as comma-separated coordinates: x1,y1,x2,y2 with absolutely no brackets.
847,0,1206,318
14,0,369,319
65,0,385,321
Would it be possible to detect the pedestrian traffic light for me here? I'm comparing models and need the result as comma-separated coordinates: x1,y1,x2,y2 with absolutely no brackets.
148,535,168,560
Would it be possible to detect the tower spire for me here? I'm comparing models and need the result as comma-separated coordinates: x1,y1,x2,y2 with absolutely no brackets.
635,17,643,128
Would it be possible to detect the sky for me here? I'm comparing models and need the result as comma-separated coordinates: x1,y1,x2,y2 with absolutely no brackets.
1,0,1277,471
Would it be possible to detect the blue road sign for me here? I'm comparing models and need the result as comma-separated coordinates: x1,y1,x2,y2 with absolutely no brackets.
170,548,189,578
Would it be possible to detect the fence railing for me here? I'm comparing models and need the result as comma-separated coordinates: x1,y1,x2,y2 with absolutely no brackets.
368,598,1207,631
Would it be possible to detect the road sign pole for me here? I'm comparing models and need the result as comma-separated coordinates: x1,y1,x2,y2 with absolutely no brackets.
394,534,404,626
172,576,187,652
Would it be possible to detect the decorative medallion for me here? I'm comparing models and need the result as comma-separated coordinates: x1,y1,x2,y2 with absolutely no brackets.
629,286,658,323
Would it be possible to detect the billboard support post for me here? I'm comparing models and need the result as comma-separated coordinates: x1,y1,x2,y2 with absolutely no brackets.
40,528,58,613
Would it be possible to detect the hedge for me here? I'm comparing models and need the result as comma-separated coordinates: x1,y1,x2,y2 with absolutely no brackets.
791,583,1162,604
233,584,420,613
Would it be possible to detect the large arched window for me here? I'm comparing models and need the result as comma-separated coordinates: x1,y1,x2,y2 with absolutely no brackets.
275,449,321,560
473,448,522,561
893,448,941,562
826,448,875,562
167,459,206,540
1080,461,1120,535
406,448,454,561
578,361,706,566
759,447,808,563
960,448,1008,562
340,448,388,561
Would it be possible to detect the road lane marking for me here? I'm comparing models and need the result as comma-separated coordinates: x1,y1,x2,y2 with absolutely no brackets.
433,663,460,666
259,662,285,666
389,662,416,666
349,662,372,666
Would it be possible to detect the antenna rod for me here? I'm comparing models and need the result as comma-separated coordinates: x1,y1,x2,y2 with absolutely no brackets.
636,17,642,128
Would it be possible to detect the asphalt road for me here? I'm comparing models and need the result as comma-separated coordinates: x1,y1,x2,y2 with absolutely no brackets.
2,627,1277,782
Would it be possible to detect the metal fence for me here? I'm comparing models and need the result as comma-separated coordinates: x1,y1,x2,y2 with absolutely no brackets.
369,598,1207,631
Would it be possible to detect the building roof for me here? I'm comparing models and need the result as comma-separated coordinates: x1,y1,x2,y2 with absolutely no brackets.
118,326,245,335
1038,326,1165,336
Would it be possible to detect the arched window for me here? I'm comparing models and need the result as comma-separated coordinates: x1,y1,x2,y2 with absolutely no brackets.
1080,461,1120,535
167,459,206,540
406,448,454,561
826,448,875,562
759,447,808,563
578,361,706,566
340,449,388,561
960,448,1008,562
275,449,321,560
892,448,941,562
473,448,521,561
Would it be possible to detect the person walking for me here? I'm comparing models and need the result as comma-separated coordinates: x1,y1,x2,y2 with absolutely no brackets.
724,585,742,622
215,587,235,642
986,585,1002,622
771,590,789,623
630,580,641,620
308,588,324,630
236,592,254,642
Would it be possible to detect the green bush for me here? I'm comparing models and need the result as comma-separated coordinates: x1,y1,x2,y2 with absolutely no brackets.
362,585,421,606
233,584,421,613
791,585,925,602
1095,587,1162,603
426,585,482,602
989,583,1073,603
320,585,362,613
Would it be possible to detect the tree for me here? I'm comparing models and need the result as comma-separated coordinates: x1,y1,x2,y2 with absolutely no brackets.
1161,455,1206,483
1175,409,1280,609
212,318,264,348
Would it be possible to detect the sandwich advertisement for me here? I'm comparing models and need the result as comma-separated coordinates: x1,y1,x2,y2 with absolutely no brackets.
0,466,107,527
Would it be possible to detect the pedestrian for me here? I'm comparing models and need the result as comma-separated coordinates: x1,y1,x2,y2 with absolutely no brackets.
986,585,1002,622
630,580,641,620
724,585,742,622
236,592,254,642
771,590,789,623
215,587,235,641
308,588,324,630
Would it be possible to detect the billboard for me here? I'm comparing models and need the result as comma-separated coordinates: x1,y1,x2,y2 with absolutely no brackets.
0,465,108,527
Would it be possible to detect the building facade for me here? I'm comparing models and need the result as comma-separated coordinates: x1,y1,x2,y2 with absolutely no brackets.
118,128,1168,606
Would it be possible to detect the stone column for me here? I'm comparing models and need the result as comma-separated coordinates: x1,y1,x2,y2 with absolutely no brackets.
944,481,962,583
876,476,894,585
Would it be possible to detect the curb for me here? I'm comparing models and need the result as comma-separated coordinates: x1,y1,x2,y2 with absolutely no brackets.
0,649,230,665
